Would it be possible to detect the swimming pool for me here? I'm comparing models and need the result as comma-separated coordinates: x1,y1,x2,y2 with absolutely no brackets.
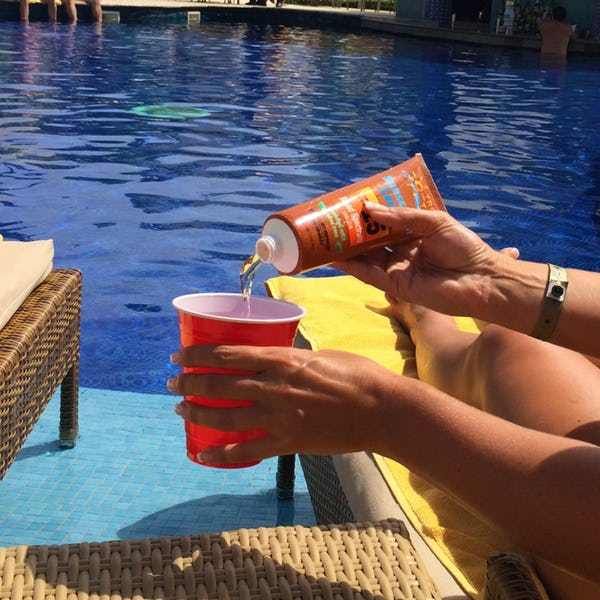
0,21,599,546
2,22,599,393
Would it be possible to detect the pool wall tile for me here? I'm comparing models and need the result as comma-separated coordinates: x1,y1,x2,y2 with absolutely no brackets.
0,388,314,547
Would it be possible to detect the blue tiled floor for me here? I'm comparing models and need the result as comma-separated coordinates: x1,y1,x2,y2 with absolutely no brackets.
0,388,314,546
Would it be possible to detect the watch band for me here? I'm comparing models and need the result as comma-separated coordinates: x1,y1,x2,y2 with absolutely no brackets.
532,264,568,341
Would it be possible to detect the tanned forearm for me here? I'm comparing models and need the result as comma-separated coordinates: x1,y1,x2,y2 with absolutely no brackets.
475,254,600,357
376,377,600,584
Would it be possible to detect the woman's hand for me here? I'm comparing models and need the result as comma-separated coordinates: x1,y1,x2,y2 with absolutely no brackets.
168,344,406,465
337,204,518,317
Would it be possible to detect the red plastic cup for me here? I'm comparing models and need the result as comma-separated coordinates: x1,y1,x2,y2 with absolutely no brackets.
172,293,305,469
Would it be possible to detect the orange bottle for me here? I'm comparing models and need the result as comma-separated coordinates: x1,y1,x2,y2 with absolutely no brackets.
255,154,446,274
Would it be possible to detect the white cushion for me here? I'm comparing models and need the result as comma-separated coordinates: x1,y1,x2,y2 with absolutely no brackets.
0,239,54,331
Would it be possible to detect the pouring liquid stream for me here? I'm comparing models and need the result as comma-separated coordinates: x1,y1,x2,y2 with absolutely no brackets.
240,254,263,313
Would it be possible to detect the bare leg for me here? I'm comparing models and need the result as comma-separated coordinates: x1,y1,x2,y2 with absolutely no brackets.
88,0,101,23
19,0,29,22
392,301,600,444
63,0,77,23
389,300,600,599
47,0,57,22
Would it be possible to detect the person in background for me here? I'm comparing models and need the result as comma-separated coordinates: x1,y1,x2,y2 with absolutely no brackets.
19,0,61,22
19,0,101,23
86,0,102,23
539,6,574,58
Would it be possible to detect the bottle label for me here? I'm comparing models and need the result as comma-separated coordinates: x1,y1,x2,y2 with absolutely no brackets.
269,154,446,273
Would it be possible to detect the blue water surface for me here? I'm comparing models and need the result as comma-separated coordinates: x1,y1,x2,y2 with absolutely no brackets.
1,22,599,393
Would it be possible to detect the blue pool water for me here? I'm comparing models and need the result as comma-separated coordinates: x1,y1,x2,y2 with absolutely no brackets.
1,21,599,546
1,22,599,392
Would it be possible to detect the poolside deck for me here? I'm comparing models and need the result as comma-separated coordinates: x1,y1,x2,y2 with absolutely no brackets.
0,388,315,546
2,0,599,55
361,14,600,55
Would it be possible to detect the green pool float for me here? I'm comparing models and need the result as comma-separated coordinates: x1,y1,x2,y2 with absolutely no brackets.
131,104,210,120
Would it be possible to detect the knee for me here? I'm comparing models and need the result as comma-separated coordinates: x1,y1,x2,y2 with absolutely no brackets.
475,325,531,366
466,325,537,402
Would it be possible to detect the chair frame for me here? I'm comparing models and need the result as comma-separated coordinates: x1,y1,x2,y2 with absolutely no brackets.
278,455,551,599
0,269,81,480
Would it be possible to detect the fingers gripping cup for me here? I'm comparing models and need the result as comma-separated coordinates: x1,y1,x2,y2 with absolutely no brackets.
172,293,305,469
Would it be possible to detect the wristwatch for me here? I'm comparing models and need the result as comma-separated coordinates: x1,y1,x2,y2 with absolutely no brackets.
532,264,568,341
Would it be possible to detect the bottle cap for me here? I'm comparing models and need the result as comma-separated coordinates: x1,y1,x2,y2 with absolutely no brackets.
255,236,277,264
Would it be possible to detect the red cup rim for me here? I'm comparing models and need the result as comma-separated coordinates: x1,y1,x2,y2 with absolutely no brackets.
172,292,306,324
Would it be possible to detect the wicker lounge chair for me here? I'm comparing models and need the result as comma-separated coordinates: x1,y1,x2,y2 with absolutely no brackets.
0,520,441,600
0,268,81,480
284,455,550,600
0,518,547,600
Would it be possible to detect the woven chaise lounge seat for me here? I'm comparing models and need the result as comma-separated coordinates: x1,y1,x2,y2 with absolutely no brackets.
0,520,545,600
266,276,553,600
0,520,442,600
0,269,81,480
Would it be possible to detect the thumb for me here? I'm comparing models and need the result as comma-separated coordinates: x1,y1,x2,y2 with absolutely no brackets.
365,203,451,237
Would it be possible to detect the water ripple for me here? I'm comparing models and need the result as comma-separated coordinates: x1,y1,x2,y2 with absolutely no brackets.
0,21,598,392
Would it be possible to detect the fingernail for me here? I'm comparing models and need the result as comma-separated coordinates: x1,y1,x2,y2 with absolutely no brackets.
365,202,382,210
197,450,214,462
170,352,181,364
166,377,177,392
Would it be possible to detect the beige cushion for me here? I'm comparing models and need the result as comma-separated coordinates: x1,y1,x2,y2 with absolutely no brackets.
0,238,54,331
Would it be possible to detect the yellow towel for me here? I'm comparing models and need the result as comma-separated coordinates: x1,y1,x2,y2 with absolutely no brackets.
266,275,512,598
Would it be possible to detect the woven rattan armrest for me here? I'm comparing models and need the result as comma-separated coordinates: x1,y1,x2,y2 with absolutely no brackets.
295,455,553,600
0,268,81,479
0,519,442,600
